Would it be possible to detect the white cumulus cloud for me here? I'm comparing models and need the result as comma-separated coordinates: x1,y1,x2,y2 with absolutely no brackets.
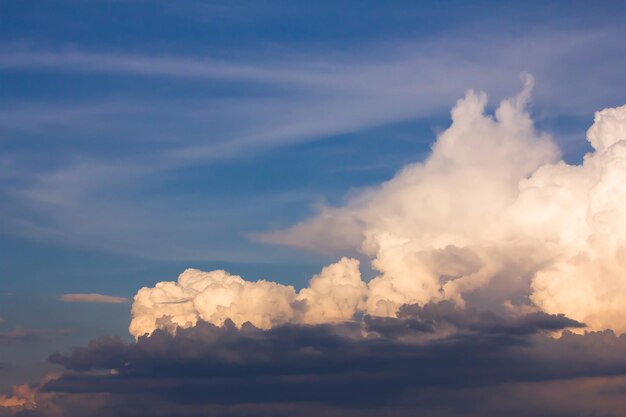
132,75,626,336
130,257,364,337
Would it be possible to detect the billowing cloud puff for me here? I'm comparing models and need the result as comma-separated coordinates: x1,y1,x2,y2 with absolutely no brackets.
527,105,626,331
262,75,560,316
130,269,298,336
296,257,366,324
130,257,364,337
133,76,626,336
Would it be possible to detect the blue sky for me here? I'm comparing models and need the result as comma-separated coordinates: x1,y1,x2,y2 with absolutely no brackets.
1,0,626,392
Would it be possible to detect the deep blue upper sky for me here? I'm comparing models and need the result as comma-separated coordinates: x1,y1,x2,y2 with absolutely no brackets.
0,0,625,390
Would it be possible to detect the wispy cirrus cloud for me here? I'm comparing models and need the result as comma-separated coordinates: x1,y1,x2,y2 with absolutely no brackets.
0,26,625,260
0,327,73,343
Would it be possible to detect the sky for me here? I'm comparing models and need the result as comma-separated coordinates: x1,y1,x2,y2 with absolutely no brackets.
1,1,626,416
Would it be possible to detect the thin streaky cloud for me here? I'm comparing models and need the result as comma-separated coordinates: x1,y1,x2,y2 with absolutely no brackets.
0,26,621,94
0,27,624,260
0,326,73,342
0,50,338,86
59,294,129,304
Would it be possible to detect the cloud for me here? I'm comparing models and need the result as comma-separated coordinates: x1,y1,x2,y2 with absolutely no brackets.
0,384,35,411
59,294,129,304
0,327,73,343
255,77,626,333
3,306,619,416
129,257,364,337
1,25,625,260
56,304,586,374
0,374,59,415
4,76,622,416
129,79,626,338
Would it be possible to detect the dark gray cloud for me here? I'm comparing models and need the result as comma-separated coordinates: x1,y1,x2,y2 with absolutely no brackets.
6,302,623,416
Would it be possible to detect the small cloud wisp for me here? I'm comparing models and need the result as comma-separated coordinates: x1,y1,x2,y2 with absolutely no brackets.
59,294,129,304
